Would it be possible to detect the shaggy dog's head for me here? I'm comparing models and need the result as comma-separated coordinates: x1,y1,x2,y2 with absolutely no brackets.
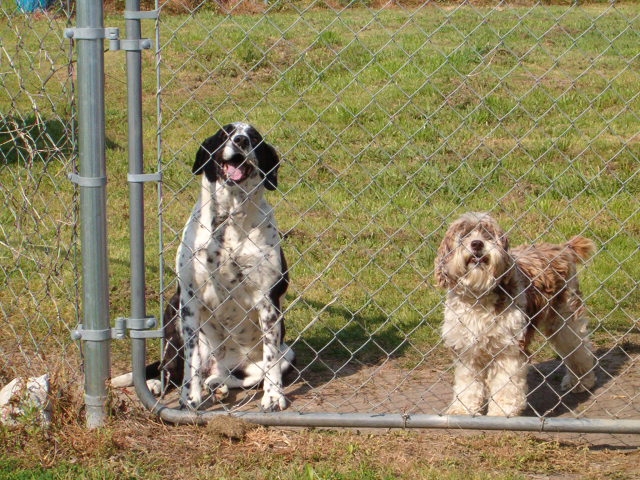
435,212,514,297
192,122,280,191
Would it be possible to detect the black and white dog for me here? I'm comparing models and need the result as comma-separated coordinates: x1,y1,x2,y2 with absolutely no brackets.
177,122,295,412
112,123,295,412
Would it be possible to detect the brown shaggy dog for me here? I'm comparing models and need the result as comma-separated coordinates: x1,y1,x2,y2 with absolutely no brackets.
435,212,597,416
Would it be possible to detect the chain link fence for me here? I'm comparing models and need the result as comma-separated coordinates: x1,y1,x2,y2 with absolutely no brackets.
0,1,79,402
154,0,639,427
1,0,639,433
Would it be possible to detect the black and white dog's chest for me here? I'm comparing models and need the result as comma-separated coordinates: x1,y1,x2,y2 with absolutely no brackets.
190,219,282,297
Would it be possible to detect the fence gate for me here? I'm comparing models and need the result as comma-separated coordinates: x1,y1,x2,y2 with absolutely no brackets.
114,0,640,433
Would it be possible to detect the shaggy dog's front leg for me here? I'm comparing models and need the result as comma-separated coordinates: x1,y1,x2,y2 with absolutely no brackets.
485,349,528,417
447,359,486,416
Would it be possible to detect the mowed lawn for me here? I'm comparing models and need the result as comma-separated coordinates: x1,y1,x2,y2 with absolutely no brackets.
1,2,639,478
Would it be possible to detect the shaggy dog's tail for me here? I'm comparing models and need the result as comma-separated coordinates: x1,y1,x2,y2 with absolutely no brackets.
567,236,596,263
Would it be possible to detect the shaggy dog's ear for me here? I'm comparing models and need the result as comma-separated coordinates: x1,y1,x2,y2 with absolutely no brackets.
256,141,280,191
434,233,455,289
193,130,226,183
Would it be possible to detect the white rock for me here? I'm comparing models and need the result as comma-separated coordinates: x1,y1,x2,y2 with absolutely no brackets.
0,374,51,427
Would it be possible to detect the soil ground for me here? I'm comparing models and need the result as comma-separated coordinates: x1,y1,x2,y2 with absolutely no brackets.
114,334,640,452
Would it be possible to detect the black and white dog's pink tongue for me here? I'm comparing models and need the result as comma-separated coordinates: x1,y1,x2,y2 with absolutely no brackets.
225,164,245,181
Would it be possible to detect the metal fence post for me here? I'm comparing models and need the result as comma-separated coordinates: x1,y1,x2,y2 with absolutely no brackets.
72,0,111,429
125,0,145,328
122,0,161,401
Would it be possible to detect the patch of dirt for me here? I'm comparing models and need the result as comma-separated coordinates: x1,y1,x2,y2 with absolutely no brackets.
204,415,257,441
112,335,640,451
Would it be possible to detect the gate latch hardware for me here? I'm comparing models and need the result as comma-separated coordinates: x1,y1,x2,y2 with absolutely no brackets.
71,316,162,342
64,26,153,52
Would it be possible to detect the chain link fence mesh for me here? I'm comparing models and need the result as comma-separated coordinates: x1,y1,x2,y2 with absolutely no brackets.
0,2,79,395
1,0,639,431
154,0,639,423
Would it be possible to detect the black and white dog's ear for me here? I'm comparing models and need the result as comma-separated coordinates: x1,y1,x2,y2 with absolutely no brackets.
192,131,225,182
256,141,280,191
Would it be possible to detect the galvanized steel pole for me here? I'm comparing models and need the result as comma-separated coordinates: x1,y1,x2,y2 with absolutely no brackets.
125,0,148,363
123,0,162,406
75,0,110,429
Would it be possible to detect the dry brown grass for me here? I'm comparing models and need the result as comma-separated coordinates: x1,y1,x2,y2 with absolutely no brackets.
2,384,640,479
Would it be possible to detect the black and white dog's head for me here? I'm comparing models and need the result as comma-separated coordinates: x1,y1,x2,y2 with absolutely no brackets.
192,122,280,191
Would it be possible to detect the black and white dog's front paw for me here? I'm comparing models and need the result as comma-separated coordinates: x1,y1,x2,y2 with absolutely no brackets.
179,384,203,410
205,381,230,402
260,389,288,412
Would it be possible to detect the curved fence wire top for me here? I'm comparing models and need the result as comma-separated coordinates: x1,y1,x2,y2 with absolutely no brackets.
1,0,639,433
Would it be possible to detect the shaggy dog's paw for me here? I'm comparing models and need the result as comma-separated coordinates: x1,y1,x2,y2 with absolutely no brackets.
561,371,596,393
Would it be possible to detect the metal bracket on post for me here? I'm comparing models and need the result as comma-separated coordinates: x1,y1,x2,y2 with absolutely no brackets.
114,38,153,52
71,317,162,342
124,9,159,20
127,172,162,184
121,316,164,339
71,324,112,342
64,26,153,52
68,173,107,188
64,26,120,41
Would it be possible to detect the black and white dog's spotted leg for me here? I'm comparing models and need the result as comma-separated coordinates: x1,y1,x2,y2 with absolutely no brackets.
257,299,286,412
179,295,204,410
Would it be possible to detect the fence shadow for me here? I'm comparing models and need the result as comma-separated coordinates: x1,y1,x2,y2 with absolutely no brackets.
525,344,638,417
286,297,418,389
144,293,419,411
0,114,73,165
286,297,637,419
137,290,635,420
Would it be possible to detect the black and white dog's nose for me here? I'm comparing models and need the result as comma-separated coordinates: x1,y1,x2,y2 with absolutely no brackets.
232,134,250,150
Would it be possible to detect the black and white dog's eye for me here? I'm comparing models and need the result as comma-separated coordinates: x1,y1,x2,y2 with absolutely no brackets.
249,134,260,147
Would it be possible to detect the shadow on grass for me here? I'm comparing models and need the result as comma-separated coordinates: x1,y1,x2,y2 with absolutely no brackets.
0,114,73,165
0,113,120,165
133,291,424,403
282,296,432,401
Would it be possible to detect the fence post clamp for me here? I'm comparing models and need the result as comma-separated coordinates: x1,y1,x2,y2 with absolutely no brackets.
68,173,107,188
71,324,112,342
71,317,162,341
124,9,159,20
64,26,152,52
116,316,164,339
127,172,162,183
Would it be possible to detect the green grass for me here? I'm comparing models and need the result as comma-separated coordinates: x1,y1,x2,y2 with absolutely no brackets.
1,0,639,429
0,460,120,480
142,4,640,363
